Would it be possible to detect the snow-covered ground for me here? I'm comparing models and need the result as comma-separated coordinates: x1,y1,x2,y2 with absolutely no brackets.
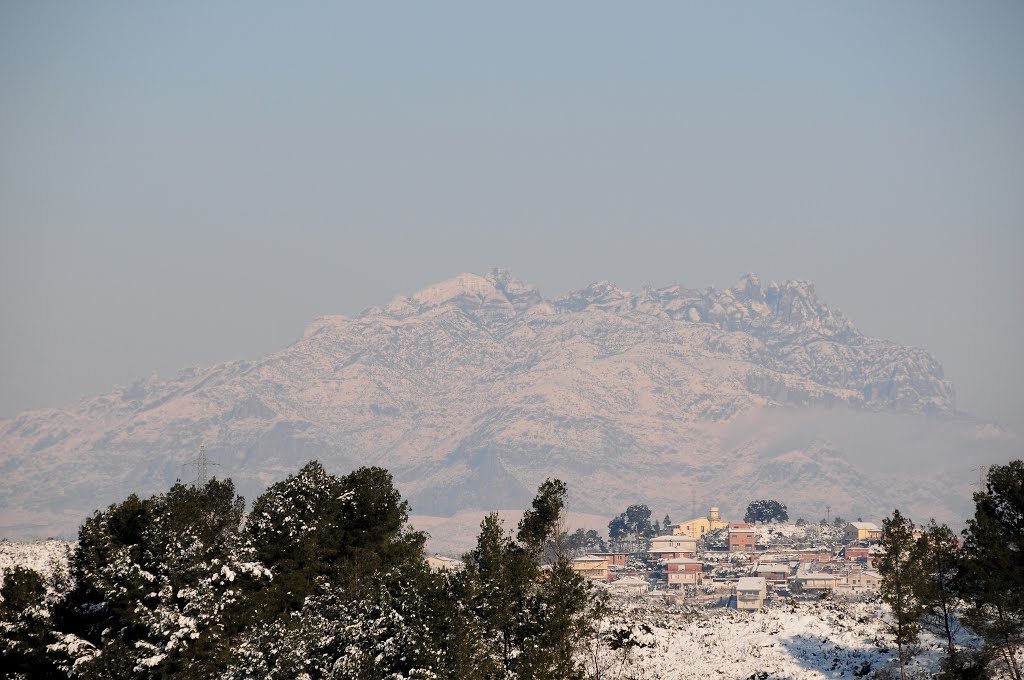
0,539,72,590
587,596,948,679
754,522,847,549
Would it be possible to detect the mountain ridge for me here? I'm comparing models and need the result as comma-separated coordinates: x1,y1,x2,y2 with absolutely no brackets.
1,270,996,541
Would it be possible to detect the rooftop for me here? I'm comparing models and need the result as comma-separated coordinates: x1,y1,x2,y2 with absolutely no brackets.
737,577,766,591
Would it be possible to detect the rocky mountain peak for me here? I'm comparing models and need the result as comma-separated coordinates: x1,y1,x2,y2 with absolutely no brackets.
554,280,629,312
0,270,970,540
730,272,765,302
485,268,542,312
411,272,502,308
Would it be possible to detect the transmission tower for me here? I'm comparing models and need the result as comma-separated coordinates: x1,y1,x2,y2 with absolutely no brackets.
973,465,988,493
185,445,219,487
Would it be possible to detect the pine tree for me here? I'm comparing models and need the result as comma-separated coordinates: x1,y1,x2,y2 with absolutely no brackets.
607,504,656,552
242,461,425,622
915,520,963,674
0,566,66,679
54,479,263,678
959,460,1024,680
744,499,788,524
878,509,928,680
463,479,596,680
463,512,528,676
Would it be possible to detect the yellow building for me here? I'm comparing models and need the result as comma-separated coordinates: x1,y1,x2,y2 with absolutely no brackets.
571,555,610,581
673,506,730,539
844,522,882,542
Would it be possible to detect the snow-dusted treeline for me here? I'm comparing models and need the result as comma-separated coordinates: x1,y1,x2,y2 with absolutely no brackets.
0,463,597,679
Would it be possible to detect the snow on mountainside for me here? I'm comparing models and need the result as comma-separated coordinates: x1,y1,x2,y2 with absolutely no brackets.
0,270,1008,541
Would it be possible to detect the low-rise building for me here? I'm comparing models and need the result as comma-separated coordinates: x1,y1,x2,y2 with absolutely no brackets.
843,545,871,561
608,575,650,596
845,522,882,542
571,555,609,581
589,552,630,568
674,506,731,539
666,557,704,588
837,565,882,594
648,535,698,562
793,572,841,592
736,577,767,610
729,525,757,552
753,563,791,583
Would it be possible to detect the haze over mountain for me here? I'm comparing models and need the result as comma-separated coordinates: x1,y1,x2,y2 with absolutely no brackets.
0,270,1015,540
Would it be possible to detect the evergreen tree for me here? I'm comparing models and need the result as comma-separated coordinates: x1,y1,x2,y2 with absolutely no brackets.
517,479,593,679
959,460,1024,680
518,479,568,560
0,462,602,679
607,516,628,552
242,461,424,622
562,528,607,557
54,479,264,678
0,566,66,679
744,499,789,524
463,512,530,676
915,520,964,674
608,504,656,552
463,479,596,679
878,509,928,680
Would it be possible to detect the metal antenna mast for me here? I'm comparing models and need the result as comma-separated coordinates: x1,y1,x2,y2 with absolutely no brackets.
185,445,219,487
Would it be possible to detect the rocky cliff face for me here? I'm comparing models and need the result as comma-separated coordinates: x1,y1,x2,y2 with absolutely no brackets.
1,270,993,540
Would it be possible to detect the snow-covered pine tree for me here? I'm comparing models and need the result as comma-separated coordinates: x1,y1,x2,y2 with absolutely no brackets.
878,509,927,680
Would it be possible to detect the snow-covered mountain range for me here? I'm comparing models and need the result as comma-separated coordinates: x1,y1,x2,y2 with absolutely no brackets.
1,270,1013,540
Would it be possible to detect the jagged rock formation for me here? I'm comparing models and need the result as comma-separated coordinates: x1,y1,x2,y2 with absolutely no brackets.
0,270,989,540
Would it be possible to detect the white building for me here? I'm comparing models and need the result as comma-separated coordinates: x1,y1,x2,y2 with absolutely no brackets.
736,577,767,610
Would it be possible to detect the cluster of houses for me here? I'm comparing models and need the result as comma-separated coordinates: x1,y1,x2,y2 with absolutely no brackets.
569,507,885,609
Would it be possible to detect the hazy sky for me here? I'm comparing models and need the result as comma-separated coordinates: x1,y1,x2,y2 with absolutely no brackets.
2,2,1022,433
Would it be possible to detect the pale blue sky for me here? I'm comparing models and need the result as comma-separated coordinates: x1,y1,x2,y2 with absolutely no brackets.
1,2,1022,432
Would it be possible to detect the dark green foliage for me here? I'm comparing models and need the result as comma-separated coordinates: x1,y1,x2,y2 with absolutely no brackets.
0,566,66,679
608,504,656,552
562,528,607,557
878,509,928,680
1,565,46,613
744,499,789,524
959,460,1024,680
518,478,568,555
915,521,963,669
56,478,254,678
463,479,597,680
6,465,598,679
242,461,425,622
608,515,628,548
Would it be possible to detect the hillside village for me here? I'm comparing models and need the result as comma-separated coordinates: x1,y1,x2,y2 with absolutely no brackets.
565,505,886,610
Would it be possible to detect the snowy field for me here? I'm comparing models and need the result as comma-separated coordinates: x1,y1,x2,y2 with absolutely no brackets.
0,539,72,588
588,596,949,680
